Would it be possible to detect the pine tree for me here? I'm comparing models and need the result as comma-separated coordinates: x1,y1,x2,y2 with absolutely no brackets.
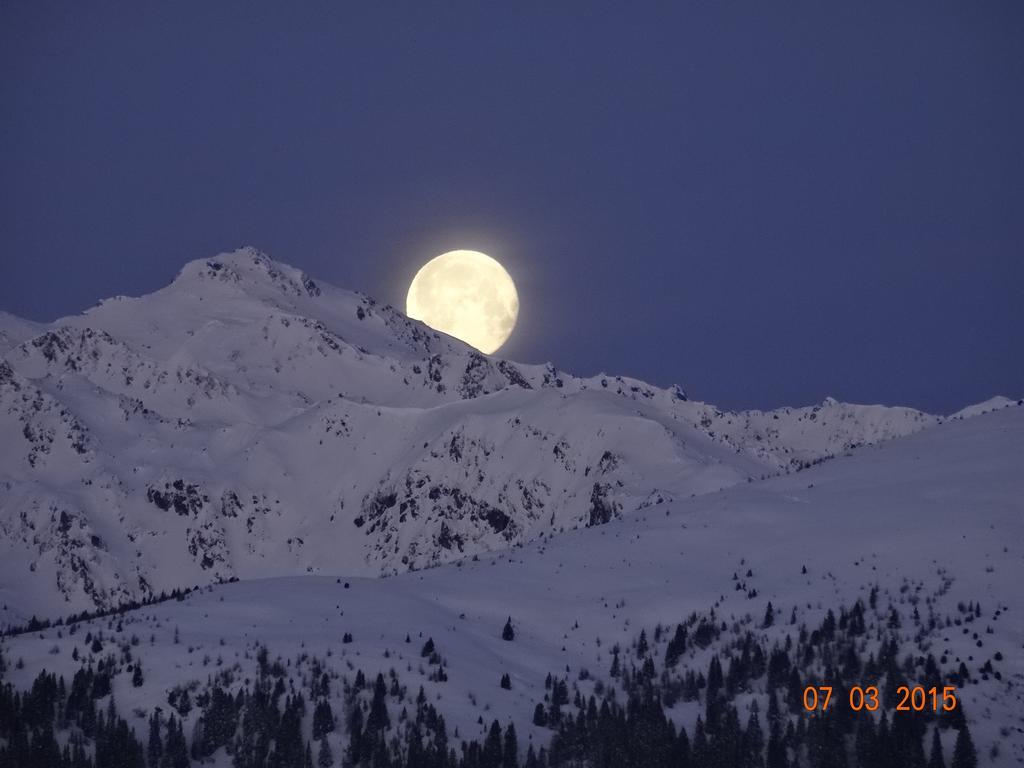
928,727,945,768
785,668,803,714
148,709,163,767
951,724,977,768
692,717,710,767
743,702,765,767
132,663,144,687
503,723,519,768
766,720,788,768
29,726,62,768
500,673,512,690
502,617,515,641
636,629,649,658
317,736,334,767
665,624,687,668
532,703,547,727
195,685,238,757
806,714,848,768
855,714,877,768
366,674,390,733
482,720,503,768
763,602,775,628
706,655,725,730
176,689,192,717
274,696,305,767
312,699,335,740
346,706,364,766
163,715,189,768
767,689,782,728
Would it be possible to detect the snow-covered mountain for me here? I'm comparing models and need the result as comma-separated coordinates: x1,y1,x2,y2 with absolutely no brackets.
2,399,1021,766
0,247,1016,624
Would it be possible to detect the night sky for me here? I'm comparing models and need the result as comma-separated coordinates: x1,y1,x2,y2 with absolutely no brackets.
2,3,1021,413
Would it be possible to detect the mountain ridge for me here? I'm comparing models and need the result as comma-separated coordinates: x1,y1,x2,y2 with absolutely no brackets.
1,247,1018,624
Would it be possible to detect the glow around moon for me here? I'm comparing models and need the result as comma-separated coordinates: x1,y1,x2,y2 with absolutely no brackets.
406,250,519,355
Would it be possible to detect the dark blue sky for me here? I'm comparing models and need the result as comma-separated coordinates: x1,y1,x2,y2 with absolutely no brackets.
2,3,1021,413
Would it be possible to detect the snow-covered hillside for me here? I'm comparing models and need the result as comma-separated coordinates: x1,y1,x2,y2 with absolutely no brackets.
3,404,1021,766
0,248,1016,624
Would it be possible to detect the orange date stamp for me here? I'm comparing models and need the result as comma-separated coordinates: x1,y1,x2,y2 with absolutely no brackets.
802,685,958,713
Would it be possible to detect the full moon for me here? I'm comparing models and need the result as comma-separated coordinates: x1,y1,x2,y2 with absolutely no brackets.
406,250,519,355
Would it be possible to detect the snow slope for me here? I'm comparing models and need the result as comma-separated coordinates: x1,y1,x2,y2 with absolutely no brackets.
0,248,1011,623
0,310,45,354
3,405,1021,764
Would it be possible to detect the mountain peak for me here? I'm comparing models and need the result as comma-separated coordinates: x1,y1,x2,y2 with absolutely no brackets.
172,246,322,301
